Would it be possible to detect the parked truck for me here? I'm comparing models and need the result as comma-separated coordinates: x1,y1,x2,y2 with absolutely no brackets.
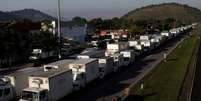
169,29,179,37
139,35,153,52
20,69,73,101
0,77,15,101
140,40,152,52
110,53,124,71
105,42,129,56
161,31,170,39
43,59,75,71
128,40,139,47
134,44,144,55
69,59,99,90
151,34,163,47
77,49,114,79
0,67,44,100
77,49,105,59
120,50,135,66
98,56,114,78
29,49,57,61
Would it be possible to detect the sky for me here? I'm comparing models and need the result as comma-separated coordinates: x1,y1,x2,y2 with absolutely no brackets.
0,0,201,20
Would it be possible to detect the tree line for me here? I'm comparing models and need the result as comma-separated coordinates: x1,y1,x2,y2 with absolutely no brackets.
0,17,184,68
0,20,59,68
69,16,184,35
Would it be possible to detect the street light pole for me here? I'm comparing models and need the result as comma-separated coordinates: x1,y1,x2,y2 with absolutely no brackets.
57,0,61,59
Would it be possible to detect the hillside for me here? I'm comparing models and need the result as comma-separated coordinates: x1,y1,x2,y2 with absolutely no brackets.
123,3,201,23
0,9,55,22
9,9,55,22
0,11,20,21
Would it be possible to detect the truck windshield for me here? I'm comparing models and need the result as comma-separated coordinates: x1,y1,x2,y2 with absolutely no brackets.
45,67,53,70
22,91,39,100
31,53,40,57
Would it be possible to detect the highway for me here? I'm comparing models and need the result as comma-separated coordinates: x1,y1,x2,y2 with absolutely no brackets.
64,35,186,101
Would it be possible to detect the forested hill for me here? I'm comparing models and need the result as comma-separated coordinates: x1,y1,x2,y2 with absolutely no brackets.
0,9,55,22
123,3,201,24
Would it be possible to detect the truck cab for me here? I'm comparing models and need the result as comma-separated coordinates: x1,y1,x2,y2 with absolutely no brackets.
134,44,144,56
29,49,43,60
98,62,106,79
111,53,124,71
0,78,15,101
20,88,48,101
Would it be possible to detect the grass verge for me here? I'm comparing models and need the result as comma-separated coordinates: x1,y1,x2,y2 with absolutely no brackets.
128,32,199,101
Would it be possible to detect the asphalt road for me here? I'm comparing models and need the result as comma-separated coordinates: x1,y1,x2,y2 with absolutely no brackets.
64,36,186,101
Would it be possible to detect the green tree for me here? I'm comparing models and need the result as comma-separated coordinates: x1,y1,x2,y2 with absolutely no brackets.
31,31,59,52
72,16,87,26
0,28,31,68
111,17,122,29
87,18,103,34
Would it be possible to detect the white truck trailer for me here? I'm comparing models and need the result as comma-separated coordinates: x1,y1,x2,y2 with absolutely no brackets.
140,35,150,40
134,44,144,56
151,34,163,47
43,59,75,71
2,67,44,100
120,50,135,66
169,29,179,37
128,40,138,47
77,49,105,59
134,44,143,51
20,69,73,101
110,53,124,71
77,49,114,78
29,49,57,61
69,59,99,89
140,40,153,51
139,35,153,51
98,56,114,78
105,42,129,56
161,31,170,39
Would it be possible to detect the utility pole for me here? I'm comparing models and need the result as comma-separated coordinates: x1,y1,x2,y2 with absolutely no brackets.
57,0,61,59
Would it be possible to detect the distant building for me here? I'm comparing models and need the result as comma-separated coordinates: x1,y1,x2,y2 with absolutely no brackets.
41,21,56,35
31,21,87,43
59,24,87,43
30,21,56,34
100,29,129,39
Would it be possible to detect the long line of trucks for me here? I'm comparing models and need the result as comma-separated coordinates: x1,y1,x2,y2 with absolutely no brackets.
0,24,196,101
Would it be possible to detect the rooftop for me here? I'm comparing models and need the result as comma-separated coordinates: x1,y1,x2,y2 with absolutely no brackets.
71,58,97,65
121,49,135,52
23,87,45,93
79,50,105,58
44,59,75,68
30,68,71,78
7,67,44,76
